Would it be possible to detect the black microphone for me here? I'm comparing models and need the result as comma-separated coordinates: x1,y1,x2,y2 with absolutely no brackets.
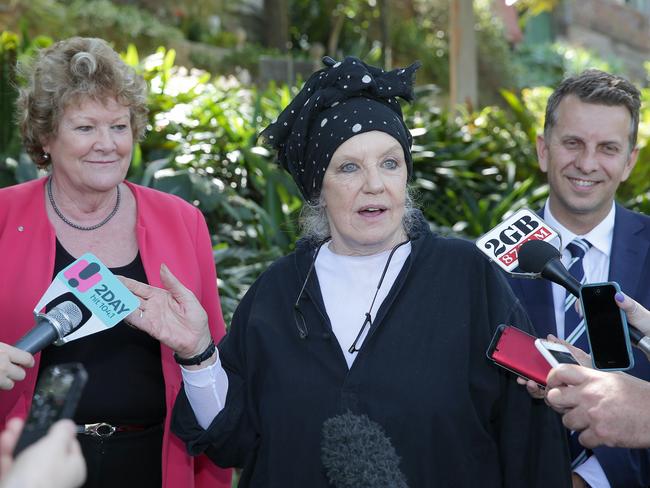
518,240,581,297
321,411,408,488
517,240,650,356
15,301,83,354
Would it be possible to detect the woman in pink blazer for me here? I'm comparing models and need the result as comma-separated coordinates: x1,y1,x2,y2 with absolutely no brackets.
0,37,230,488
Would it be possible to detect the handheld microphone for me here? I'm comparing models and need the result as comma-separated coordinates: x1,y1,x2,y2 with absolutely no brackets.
517,240,650,358
321,411,408,488
517,240,580,297
15,301,83,354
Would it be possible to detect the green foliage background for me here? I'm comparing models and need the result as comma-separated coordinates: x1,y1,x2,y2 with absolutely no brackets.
1,11,650,322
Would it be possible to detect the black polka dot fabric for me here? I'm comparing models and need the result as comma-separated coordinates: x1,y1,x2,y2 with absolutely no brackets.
260,56,421,202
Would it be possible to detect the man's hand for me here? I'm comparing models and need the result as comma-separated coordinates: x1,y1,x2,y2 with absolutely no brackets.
546,364,650,448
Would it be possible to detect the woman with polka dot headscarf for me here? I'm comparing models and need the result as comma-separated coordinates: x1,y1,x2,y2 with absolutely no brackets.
121,56,571,487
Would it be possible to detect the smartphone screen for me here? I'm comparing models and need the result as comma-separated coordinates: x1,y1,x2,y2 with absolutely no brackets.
13,363,87,456
581,283,634,371
487,325,550,386
545,348,580,365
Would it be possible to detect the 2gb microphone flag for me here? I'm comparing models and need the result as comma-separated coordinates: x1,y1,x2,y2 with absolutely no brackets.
33,253,140,344
475,208,559,273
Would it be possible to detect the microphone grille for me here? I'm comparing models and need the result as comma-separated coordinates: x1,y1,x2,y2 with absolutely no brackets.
517,239,561,273
321,412,408,488
48,301,83,336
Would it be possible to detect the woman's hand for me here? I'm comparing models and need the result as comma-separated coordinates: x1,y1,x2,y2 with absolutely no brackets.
0,344,34,391
615,292,650,337
120,264,213,359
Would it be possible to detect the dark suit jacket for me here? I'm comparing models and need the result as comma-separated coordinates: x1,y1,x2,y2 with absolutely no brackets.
508,204,650,488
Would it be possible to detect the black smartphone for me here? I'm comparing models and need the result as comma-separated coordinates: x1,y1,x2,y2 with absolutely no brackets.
13,363,87,456
580,282,634,371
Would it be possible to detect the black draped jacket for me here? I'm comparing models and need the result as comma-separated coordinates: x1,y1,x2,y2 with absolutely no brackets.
173,216,571,487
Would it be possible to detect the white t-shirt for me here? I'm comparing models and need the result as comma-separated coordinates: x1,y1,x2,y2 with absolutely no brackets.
182,240,412,428
315,241,412,368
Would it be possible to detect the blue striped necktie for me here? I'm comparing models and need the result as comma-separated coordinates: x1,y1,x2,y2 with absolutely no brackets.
564,238,592,348
563,237,592,468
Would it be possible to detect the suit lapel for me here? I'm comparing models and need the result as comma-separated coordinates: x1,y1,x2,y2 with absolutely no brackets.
609,205,650,299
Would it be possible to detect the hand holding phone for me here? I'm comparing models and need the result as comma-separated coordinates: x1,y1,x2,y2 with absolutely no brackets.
535,339,580,367
13,363,87,456
1,418,86,488
487,324,551,386
580,282,634,371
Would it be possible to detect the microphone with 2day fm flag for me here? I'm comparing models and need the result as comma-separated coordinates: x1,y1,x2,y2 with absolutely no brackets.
321,411,408,488
21,252,140,353
14,301,84,354
517,239,650,358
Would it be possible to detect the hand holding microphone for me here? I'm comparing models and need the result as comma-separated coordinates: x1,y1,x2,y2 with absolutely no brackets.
14,302,84,355
15,252,140,357
0,344,34,391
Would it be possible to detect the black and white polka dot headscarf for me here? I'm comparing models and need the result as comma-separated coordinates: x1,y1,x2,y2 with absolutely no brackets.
260,56,421,202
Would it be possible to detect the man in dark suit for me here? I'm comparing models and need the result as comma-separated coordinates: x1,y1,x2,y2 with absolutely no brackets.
509,69,650,488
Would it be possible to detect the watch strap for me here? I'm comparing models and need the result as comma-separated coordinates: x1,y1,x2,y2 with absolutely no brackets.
173,340,216,366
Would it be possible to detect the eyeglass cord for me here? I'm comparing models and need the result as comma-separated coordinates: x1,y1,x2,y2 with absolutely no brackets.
348,239,410,353
294,238,330,339
294,237,410,350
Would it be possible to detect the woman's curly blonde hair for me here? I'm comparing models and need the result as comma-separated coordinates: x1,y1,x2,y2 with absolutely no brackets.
16,37,148,168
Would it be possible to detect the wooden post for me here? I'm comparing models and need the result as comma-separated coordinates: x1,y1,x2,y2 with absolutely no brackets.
264,0,290,52
379,0,392,69
449,0,478,110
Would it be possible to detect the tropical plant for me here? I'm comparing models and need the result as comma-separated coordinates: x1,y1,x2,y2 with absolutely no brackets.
620,63,650,214
124,47,304,321
2,0,184,55
0,30,21,188
0,31,51,186
406,88,547,237
133,47,303,248
3,35,649,320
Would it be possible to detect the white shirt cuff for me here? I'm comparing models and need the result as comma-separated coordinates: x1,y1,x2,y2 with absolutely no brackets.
181,350,229,430
574,454,611,488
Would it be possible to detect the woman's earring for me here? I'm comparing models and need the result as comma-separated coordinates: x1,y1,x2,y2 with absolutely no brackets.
42,152,50,162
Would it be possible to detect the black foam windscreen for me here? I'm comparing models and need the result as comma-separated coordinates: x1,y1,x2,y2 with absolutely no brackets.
518,239,561,273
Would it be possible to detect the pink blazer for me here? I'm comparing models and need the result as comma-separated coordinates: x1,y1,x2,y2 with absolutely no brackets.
0,177,231,488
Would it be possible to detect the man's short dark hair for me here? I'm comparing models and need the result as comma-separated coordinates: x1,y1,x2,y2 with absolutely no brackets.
544,69,641,151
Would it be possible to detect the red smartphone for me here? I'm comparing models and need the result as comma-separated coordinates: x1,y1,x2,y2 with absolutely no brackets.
486,324,550,386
